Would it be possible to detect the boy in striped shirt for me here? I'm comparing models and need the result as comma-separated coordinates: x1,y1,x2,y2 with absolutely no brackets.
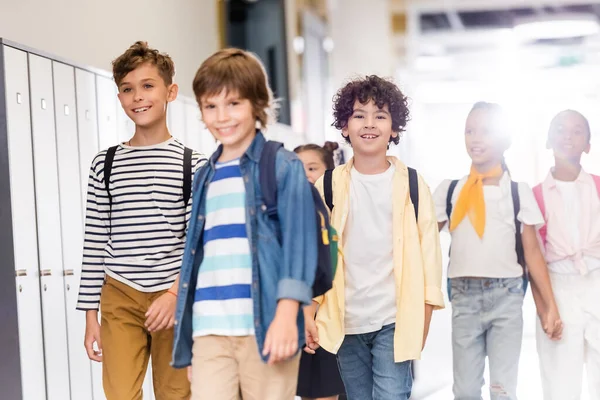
76,41,206,399
172,48,318,400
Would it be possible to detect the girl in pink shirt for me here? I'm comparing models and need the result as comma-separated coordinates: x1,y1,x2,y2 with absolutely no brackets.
533,110,600,400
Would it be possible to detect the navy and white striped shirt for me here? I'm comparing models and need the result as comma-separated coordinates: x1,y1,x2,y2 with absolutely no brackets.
76,138,207,310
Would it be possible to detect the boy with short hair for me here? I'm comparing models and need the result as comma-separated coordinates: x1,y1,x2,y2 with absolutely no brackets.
305,75,445,400
77,41,205,399
171,48,318,400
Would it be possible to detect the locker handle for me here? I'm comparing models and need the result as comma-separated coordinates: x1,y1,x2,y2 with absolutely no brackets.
41,99,47,110
85,110,91,120
64,269,74,276
40,269,52,276
15,269,27,277
64,105,70,116
16,92,22,104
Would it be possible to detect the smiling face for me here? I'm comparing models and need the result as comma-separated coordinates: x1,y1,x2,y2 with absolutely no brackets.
199,88,257,156
117,63,177,129
342,99,398,158
464,107,510,171
547,110,591,162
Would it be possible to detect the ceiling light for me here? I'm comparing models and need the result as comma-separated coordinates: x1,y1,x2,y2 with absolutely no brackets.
514,13,600,41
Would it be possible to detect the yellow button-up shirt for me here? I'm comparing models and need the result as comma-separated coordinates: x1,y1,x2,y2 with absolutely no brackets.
314,156,445,362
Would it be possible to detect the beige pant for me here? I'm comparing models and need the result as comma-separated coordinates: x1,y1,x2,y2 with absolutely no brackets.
191,335,300,400
100,276,190,400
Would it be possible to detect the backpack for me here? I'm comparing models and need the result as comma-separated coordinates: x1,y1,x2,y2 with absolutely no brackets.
104,145,194,232
533,174,600,248
445,179,527,298
259,141,337,298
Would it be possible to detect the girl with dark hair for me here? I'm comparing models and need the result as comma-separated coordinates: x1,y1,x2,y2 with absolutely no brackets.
433,102,563,400
294,142,346,400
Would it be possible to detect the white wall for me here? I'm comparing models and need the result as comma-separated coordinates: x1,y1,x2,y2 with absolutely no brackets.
329,0,394,90
0,0,219,97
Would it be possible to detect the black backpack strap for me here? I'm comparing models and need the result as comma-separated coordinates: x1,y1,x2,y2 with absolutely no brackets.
446,179,459,222
183,147,193,205
324,169,334,211
259,141,284,219
104,145,118,208
511,181,525,267
104,145,118,233
408,167,419,221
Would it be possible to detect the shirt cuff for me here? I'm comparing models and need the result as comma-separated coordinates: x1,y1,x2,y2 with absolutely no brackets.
425,285,445,310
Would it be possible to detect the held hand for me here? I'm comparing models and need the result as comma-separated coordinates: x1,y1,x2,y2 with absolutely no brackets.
543,306,563,341
304,316,320,354
84,311,103,362
262,300,299,365
145,291,177,332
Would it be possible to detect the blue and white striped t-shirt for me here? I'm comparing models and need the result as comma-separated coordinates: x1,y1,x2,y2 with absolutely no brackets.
193,158,255,337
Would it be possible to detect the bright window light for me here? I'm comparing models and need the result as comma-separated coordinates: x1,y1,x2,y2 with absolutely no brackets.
514,14,600,41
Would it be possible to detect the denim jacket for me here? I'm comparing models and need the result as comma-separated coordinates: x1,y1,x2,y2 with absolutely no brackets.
172,132,317,367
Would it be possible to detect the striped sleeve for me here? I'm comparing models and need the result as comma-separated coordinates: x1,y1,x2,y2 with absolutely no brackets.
77,153,110,310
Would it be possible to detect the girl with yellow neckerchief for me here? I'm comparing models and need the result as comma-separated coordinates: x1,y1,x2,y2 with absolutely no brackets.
433,102,562,400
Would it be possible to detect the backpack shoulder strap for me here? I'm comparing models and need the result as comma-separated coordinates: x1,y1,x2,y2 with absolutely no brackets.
104,145,118,233
324,169,334,211
446,179,459,222
407,167,419,221
532,183,546,218
182,147,193,205
511,181,525,267
592,174,600,198
259,140,284,219
104,145,118,203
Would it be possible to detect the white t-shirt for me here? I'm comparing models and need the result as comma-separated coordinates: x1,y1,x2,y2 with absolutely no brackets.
433,173,544,279
343,164,397,335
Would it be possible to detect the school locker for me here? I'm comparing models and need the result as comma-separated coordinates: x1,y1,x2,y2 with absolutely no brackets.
76,69,100,213
28,53,72,400
2,39,203,399
117,101,135,142
168,98,187,143
2,44,47,400
53,60,96,400
96,75,119,150
73,68,106,400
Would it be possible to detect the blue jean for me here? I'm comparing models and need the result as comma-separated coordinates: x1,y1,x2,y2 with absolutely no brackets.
450,277,524,400
336,323,412,400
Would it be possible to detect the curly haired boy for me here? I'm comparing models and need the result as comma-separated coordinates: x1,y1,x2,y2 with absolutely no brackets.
304,75,445,400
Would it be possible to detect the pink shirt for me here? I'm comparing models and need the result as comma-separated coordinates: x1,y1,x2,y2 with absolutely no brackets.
535,170,600,275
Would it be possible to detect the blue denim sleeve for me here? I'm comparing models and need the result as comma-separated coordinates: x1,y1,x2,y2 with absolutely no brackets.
275,154,318,305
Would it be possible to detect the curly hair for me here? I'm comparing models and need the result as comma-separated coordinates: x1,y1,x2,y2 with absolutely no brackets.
332,75,409,145
112,41,175,87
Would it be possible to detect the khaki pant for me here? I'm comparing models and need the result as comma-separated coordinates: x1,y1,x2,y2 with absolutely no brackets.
100,276,190,400
191,335,300,400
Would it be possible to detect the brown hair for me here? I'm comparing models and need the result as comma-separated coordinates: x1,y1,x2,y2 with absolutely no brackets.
294,142,339,170
192,48,275,129
332,75,409,145
112,41,175,87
